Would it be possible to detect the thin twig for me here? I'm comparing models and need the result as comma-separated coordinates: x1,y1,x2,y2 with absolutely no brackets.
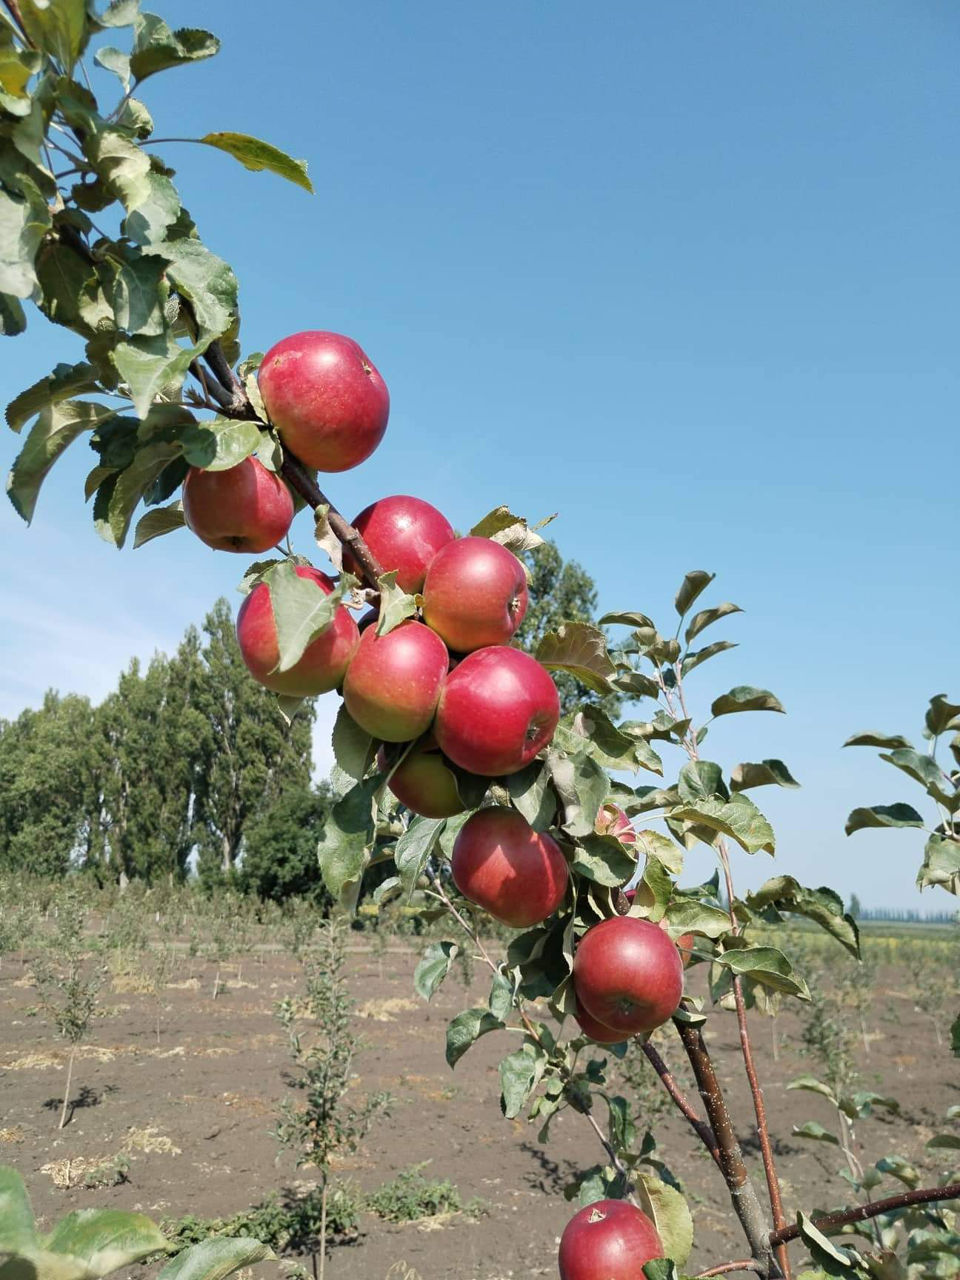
695,1262,763,1278
769,1182,960,1247
641,1040,721,1167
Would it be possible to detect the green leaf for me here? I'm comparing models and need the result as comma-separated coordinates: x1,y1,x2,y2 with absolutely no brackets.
643,1262,679,1280
796,1213,860,1275
685,601,742,644
156,1238,274,1280
878,748,956,808
731,759,800,791
94,45,131,89
917,834,960,896
613,670,661,700
546,749,609,838
7,400,114,522
0,292,26,335
44,1209,170,1275
677,760,727,803
198,132,313,193
375,571,418,636
93,441,181,547
123,172,181,246
635,828,684,876
573,706,662,775
130,14,219,82
711,686,785,717
792,1122,840,1144
674,569,715,617
926,1134,960,1151
875,1156,919,1188
844,804,925,836
395,816,445,896
180,418,262,471
663,897,730,938
112,334,200,418
507,761,556,831
787,1074,838,1104
265,560,343,673
717,943,809,998
331,705,375,783
414,941,458,1001
96,1,141,29
316,776,380,907
107,252,168,336
681,640,737,676
86,127,152,212
536,622,616,695
0,181,50,298
599,610,655,629
843,731,913,749
445,1007,503,1068
672,793,775,855
499,1043,547,1119
746,877,859,956
132,499,184,548
18,0,87,69
635,1173,694,1267
148,237,237,342
0,1166,37,1255
6,362,99,433
571,833,637,887
488,972,514,1022
926,694,960,737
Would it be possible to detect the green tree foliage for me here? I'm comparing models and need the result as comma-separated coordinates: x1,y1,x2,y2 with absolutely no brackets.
240,782,333,904
193,599,314,881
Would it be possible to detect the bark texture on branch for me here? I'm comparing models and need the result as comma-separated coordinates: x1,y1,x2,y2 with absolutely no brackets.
769,1182,960,1247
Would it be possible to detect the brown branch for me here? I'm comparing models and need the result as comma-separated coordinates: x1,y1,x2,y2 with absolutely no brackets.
674,1016,780,1279
769,1182,960,1247
641,1040,721,1168
695,1262,763,1278
2,0,30,42
188,360,235,413
280,455,385,591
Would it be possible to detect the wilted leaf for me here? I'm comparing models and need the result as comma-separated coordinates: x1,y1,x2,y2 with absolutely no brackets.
469,505,553,552
917,834,960,896
199,132,313,193
536,623,616,695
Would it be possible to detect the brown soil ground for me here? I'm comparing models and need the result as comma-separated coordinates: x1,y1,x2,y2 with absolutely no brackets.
0,944,955,1280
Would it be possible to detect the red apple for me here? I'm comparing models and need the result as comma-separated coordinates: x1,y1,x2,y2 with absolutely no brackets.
558,1199,663,1280
182,456,294,553
258,330,389,472
573,997,630,1046
450,807,568,928
434,646,560,776
343,495,455,593
595,804,637,845
573,916,684,1035
343,621,448,742
378,737,467,819
675,931,697,969
421,536,528,652
236,566,358,696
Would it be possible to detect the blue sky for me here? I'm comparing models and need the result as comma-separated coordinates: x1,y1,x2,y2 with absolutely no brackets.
2,1,957,909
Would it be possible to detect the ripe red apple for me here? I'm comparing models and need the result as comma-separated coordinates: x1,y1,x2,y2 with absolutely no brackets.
378,737,467,818
421,536,528,652
236,566,358,696
343,621,448,742
434,646,560,776
675,931,697,969
558,1199,663,1280
573,997,630,1046
595,804,637,845
573,916,684,1035
258,330,389,473
343,495,455,593
450,807,568,928
181,456,294,553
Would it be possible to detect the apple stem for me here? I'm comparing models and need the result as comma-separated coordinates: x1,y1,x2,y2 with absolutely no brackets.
674,1017,781,1279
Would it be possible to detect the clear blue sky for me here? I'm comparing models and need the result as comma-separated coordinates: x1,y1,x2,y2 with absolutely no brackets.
2,1,957,910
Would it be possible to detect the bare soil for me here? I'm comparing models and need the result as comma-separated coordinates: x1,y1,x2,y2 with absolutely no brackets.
0,944,954,1280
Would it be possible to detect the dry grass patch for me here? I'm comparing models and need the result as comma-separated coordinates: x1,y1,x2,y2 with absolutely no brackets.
356,997,417,1022
123,1126,182,1156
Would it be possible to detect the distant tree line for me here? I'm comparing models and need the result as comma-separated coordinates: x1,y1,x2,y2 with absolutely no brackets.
0,541,601,903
